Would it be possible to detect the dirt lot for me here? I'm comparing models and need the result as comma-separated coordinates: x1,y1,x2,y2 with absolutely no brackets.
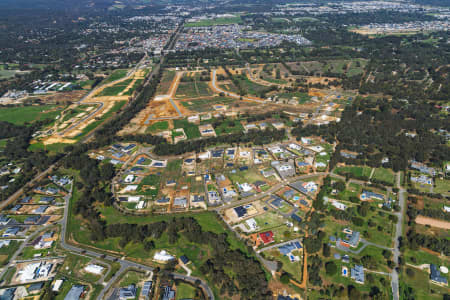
415,216,450,230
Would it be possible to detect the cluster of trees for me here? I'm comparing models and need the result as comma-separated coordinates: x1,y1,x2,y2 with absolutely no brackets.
0,119,61,201
293,97,449,171
104,216,271,299
406,229,450,256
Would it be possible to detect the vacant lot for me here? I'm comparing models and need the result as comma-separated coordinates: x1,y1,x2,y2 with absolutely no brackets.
0,105,63,125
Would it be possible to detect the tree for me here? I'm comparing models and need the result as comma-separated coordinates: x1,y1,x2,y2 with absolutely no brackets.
323,243,331,257
280,273,290,284
325,261,337,275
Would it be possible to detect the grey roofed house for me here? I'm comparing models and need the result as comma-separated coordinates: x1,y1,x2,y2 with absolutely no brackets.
141,281,152,298
119,284,137,300
0,215,10,225
430,264,448,285
27,282,44,293
162,286,175,300
351,265,365,284
39,196,55,204
174,197,187,207
0,287,16,300
34,205,49,214
3,227,20,236
20,196,32,203
10,204,22,212
25,215,41,224
283,189,295,199
271,160,296,179
343,231,360,248
270,195,284,208
64,285,84,300
180,255,190,264
156,197,170,204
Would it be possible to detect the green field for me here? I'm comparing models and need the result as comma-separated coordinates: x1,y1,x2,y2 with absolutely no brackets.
181,96,235,112
99,79,133,96
146,121,169,132
276,92,311,104
0,241,20,266
176,282,197,299
214,119,243,135
372,167,395,185
0,69,19,79
173,119,201,139
334,165,372,179
137,174,160,197
185,16,242,27
0,105,63,125
103,69,128,84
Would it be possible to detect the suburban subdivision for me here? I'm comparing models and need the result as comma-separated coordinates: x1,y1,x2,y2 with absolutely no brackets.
0,0,448,299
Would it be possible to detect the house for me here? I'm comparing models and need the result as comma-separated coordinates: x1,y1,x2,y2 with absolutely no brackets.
278,241,302,262
0,215,10,225
259,231,274,245
34,206,49,214
411,175,433,185
39,196,55,204
410,160,436,176
245,218,258,231
360,191,384,201
84,264,104,275
11,204,22,212
351,265,365,284
290,181,317,195
173,197,187,208
20,196,32,204
283,189,295,199
270,195,285,208
261,168,276,178
444,206,450,213
3,227,20,237
234,206,248,218
207,191,221,204
141,281,152,299
162,286,175,300
154,250,174,263
64,285,85,300
271,160,296,179
52,279,64,292
331,200,347,211
339,229,360,248
291,214,302,223
27,282,44,294
119,284,137,300
180,255,190,264
124,175,135,184
430,264,448,286
0,240,10,248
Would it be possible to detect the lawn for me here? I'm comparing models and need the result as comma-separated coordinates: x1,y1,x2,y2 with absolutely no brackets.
185,16,242,27
173,119,200,139
146,121,169,132
372,167,395,185
238,75,271,96
176,282,197,299
214,120,244,135
0,69,19,79
123,79,143,96
264,249,303,281
276,91,311,104
137,174,160,198
0,105,63,125
334,165,372,180
401,267,449,300
434,178,450,196
253,211,286,232
0,241,20,266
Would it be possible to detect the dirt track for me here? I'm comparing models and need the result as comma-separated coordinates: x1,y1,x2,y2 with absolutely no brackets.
415,216,450,230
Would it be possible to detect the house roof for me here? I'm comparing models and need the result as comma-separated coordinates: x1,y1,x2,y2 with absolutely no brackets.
259,231,274,244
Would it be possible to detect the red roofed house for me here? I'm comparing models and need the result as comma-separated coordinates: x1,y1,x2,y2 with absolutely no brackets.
259,231,274,245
